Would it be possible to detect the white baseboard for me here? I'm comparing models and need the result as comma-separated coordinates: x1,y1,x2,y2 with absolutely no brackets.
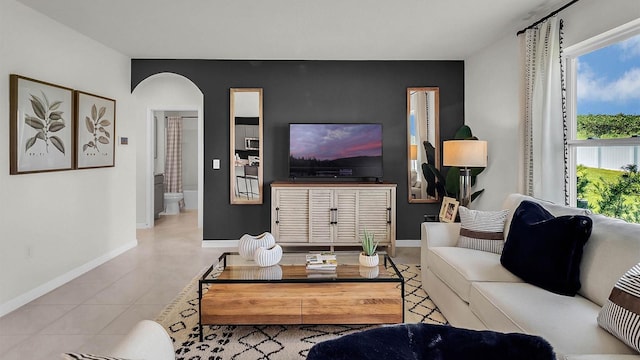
136,222,150,229
396,239,421,247
202,239,238,248
202,239,421,248
0,239,138,318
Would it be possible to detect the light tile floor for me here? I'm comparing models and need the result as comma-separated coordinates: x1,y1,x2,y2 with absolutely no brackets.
0,211,420,359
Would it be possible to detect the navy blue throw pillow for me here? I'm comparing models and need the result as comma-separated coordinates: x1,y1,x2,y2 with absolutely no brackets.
500,200,592,296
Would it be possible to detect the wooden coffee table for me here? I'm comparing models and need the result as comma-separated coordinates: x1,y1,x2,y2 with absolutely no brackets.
198,252,404,341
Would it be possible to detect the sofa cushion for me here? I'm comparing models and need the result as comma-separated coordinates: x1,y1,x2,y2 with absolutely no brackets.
501,201,592,296
457,207,509,254
427,246,522,302
598,263,640,352
469,282,637,356
579,214,640,307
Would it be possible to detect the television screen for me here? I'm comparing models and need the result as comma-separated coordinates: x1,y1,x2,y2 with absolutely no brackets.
289,123,383,179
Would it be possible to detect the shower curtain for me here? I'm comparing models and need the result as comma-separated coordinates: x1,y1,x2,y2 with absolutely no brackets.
165,116,185,209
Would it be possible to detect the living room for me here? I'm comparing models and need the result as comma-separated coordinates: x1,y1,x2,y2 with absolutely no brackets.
1,0,639,358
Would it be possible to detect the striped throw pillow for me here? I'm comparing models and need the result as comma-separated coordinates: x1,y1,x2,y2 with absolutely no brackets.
62,354,131,360
597,263,640,352
457,207,509,254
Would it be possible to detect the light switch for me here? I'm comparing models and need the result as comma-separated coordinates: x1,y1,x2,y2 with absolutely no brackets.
212,159,220,169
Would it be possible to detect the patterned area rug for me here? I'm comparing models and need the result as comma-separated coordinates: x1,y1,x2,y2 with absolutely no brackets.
155,264,446,360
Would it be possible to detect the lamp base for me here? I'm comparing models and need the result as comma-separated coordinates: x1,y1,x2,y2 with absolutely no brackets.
459,168,472,208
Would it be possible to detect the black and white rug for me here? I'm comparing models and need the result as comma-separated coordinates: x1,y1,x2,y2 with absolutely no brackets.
155,264,446,360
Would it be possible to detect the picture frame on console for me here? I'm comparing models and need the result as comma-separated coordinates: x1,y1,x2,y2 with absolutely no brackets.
439,196,459,223
9,74,75,175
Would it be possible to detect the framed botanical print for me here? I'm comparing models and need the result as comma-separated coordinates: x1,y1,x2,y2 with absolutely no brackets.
75,91,116,169
10,74,75,174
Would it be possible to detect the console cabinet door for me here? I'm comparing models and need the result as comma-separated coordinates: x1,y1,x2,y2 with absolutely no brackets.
333,190,358,243
272,188,309,243
309,189,333,243
358,189,392,243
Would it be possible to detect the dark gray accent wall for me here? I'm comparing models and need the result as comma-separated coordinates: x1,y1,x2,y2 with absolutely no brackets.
131,60,464,240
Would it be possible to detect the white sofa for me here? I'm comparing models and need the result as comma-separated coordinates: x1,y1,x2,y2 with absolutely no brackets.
421,193,640,359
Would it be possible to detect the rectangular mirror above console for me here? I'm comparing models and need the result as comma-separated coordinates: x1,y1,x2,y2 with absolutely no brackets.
407,87,440,204
230,88,263,205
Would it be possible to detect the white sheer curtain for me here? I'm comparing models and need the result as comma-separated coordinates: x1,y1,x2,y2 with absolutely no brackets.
520,16,567,204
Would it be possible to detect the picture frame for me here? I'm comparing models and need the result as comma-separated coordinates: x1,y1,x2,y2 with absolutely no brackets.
75,91,116,169
10,74,75,174
439,196,459,223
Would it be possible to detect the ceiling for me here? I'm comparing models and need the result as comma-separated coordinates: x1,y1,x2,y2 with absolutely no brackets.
16,0,572,60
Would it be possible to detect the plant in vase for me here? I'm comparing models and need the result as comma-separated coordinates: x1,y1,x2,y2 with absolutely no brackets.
359,229,379,267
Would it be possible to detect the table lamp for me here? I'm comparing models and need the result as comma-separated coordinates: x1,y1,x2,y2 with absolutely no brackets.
443,140,487,207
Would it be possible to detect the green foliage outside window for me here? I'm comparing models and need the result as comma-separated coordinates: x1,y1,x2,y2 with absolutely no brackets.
577,114,640,139
578,165,640,223
576,114,640,223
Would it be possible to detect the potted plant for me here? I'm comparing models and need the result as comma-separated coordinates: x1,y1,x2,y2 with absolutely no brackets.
359,228,379,267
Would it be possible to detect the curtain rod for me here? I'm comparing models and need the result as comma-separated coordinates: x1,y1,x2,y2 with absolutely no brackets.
516,0,580,36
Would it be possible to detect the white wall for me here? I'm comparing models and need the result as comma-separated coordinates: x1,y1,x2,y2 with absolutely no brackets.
0,0,136,314
465,0,640,210
132,74,203,227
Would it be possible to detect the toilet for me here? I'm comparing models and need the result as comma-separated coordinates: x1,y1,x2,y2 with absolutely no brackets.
164,192,184,215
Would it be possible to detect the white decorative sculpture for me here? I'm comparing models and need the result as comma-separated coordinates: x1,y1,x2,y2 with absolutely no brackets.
254,244,283,267
238,232,276,259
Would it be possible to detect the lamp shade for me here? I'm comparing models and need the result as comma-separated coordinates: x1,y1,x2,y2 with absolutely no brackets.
443,140,487,167
410,145,418,160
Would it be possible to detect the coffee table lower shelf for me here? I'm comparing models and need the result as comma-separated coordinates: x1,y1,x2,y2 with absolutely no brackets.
199,282,403,341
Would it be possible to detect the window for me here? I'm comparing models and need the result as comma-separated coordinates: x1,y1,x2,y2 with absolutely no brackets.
565,21,640,223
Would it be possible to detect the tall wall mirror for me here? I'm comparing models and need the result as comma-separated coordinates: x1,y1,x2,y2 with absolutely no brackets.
230,88,263,205
407,87,440,203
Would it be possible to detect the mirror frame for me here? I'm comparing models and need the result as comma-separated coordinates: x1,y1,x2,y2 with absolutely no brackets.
230,88,263,205
407,87,440,204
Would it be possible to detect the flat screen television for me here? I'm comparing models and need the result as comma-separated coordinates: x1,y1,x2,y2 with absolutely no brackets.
289,123,383,179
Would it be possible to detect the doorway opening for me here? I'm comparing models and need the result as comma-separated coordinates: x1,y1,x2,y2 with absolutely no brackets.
147,107,203,229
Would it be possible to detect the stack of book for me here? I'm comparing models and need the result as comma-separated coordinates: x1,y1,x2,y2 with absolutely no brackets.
305,253,337,272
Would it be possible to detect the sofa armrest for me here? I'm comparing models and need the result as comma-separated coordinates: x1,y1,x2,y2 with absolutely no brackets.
110,320,175,360
421,222,461,248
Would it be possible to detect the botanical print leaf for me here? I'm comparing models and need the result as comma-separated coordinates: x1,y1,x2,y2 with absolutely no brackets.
85,116,94,133
82,102,111,153
30,96,46,120
49,101,62,111
25,116,44,129
25,136,37,151
23,91,66,154
50,136,65,154
49,122,65,132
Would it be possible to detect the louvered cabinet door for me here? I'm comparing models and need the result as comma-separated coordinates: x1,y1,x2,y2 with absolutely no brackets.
358,189,393,244
272,188,309,243
309,189,333,243
333,189,358,243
